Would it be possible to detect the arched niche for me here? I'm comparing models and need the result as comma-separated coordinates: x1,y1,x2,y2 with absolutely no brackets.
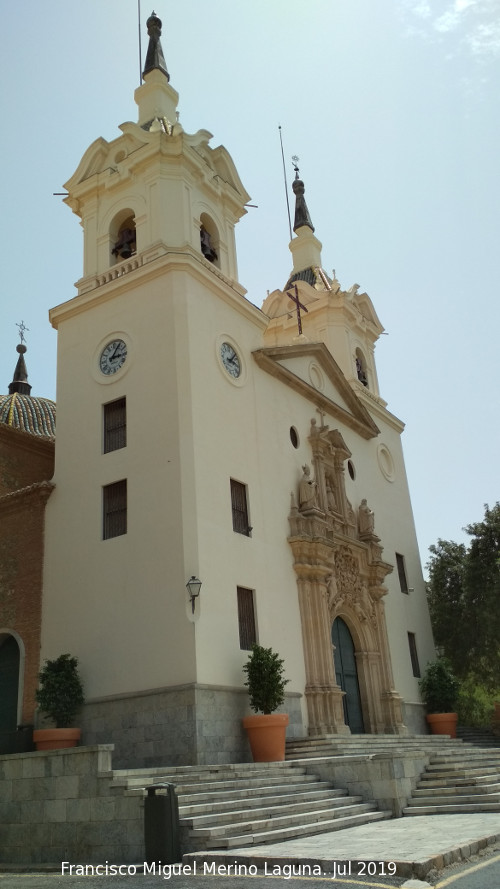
110,209,137,264
199,213,220,268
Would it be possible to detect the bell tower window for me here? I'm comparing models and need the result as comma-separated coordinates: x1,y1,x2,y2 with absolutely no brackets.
110,212,136,264
199,213,220,267
355,348,369,388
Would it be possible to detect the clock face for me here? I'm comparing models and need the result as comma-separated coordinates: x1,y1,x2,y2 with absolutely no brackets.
99,339,127,375
220,342,241,378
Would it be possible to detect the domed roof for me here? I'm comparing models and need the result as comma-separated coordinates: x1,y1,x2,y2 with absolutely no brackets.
0,343,56,438
0,392,56,437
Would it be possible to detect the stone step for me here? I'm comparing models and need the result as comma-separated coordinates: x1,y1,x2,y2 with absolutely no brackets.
199,809,391,851
192,801,377,839
112,763,305,788
419,765,500,780
179,786,342,816
117,772,321,796
404,801,500,815
182,794,363,829
426,755,500,768
412,782,500,798
406,791,500,806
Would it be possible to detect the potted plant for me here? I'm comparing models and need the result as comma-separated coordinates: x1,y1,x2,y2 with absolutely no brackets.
419,657,460,737
242,644,289,762
33,654,84,751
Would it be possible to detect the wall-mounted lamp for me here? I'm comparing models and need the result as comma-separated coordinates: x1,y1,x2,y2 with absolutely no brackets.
186,575,202,613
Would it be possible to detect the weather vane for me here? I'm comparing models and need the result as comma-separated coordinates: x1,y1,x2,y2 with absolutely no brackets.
292,155,300,174
16,320,29,345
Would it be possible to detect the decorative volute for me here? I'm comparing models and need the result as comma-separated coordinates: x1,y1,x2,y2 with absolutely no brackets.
60,13,250,296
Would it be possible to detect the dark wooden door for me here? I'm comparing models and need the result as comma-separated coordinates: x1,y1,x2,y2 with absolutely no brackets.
0,635,20,732
332,617,365,733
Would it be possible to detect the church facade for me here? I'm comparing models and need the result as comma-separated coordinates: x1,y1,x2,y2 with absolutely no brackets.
2,14,435,767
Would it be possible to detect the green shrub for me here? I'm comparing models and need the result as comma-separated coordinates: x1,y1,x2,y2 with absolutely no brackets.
243,644,289,714
35,654,84,728
457,676,497,728
419,658,459,713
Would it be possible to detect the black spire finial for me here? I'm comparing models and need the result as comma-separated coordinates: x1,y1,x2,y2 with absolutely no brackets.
9,343,32,396
143,11,170,81
292,161,315,234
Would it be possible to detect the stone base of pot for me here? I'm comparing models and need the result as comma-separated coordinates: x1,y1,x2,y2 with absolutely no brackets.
242,713,289,762
426,712,458,738
33,728,81,751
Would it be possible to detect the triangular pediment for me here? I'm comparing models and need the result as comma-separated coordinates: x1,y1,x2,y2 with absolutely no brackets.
252,342,379,440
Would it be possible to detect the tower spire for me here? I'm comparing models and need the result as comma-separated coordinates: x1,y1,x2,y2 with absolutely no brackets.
142,11,169,80
292,162,315,233
8,342,32,396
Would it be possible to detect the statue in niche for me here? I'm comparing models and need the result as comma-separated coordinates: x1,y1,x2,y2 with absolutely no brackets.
299,464,318,510
358,499,375,535
325,474,337,513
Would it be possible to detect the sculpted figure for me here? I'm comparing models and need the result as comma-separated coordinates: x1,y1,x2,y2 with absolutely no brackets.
358,498,375,534
325,474,337,512
299,464,318,510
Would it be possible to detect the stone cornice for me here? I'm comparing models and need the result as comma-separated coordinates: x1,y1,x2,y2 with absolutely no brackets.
253,343,380,440
0,480,55,513
0,423,55,454
49,246,267,331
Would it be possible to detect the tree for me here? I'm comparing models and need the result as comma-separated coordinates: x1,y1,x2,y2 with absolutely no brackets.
426,502,500,692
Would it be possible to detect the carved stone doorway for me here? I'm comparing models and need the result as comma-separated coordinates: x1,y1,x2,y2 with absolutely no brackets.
332,617,364,733
288,419,407,737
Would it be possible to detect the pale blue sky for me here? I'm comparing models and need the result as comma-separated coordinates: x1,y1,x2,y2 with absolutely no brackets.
1,1,499,567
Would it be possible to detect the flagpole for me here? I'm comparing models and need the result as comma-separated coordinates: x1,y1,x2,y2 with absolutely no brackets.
279,125,293,242
138,0,142,85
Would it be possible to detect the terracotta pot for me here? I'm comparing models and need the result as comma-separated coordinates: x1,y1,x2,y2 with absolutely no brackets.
242,713,289,762
426,712,458,738
33,728,81,751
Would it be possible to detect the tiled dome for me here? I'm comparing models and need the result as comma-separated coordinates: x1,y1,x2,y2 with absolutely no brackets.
0,392,56,438
1,342,56,438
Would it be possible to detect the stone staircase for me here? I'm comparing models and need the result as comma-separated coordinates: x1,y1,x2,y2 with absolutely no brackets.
111,760,390,852
285,733,464,760
404,746,500,816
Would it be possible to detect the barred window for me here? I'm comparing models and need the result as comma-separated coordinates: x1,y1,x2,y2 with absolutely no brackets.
103,479,127,539
408,632,421,678
237,587,257,650
396,553,409,593
230,479,251,536
103,398,126,453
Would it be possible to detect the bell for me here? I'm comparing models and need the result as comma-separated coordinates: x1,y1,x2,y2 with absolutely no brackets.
120,243,132,259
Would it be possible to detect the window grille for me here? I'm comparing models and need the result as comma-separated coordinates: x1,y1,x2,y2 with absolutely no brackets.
408,632,421,678
230,479,251,536
237,587,257,650
396,553,409,593
103,479,127,539
103,398,126,453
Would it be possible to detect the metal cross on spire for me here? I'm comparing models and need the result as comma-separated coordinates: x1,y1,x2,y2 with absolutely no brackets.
286,284,308,336
16,320,29,344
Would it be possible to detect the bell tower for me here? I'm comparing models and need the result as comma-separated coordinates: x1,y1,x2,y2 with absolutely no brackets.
64,11,249,292
41,12,262,766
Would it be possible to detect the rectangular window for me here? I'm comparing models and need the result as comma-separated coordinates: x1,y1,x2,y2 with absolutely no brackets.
103,397,126,453
230,479,251,536
408,632,421,678
396,553,409,593
103,479,127,539
237,587,257,650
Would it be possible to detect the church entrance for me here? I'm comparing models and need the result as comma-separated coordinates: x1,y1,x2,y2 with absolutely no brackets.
0,634,20,733
332,617,364,734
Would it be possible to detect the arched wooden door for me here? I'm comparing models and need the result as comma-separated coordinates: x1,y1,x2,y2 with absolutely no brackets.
332,617,365,733
0,635,20,732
